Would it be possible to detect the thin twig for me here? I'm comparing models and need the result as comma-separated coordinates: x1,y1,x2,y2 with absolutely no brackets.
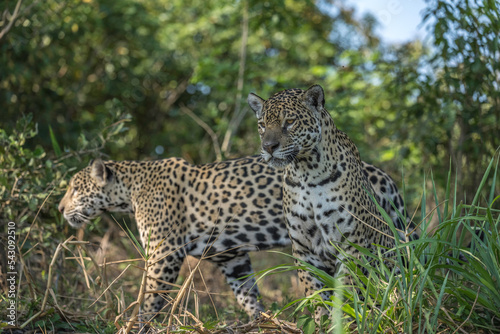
179,104,222,161
0,0,22,40
49,289,76,331
440,306,467,334
166,257,203,331
221,0,249,156
162,76,191,111
124,261,148,333
20,188,55,250
17,247,36,299
76,246,92,289
20,237,88,328
452,286,481,334
88,263,130,308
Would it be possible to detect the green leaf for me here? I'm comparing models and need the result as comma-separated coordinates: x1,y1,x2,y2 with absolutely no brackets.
297,315,316,334
49,125,62,157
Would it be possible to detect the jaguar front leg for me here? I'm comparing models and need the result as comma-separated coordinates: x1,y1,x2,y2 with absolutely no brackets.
292,248,336,325
140,252,184,324
213,253,264,318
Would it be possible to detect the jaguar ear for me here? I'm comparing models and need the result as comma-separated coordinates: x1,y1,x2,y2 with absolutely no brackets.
90,159,113,187
247,93,266,119
303,85,325,111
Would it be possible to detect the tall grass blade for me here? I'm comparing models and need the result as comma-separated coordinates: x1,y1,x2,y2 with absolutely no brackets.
471,155,495,207
49,125,62,157
444,158,452,219
430,272,448,328
488,154,499,205
430,170,442,223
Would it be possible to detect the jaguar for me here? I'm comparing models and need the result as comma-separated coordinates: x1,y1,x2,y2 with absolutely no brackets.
249,85,407,322
58,152,412,320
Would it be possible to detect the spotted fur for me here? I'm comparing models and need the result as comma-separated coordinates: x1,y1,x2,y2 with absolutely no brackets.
59,155,411,320
249,85,412,322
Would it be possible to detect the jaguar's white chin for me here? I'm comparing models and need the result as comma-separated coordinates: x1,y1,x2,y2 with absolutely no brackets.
261,153,293,169
267,157,291,169
261,147,299,169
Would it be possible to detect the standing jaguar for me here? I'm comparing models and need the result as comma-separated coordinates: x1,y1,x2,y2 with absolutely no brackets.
248,85,401,322
58,153,412,321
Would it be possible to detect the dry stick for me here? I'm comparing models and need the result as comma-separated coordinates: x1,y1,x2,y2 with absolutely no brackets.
118,286,126,316
21,241,39,257
162,76,191,111
440,307,467,334
123,233,175,331
181,249,217,320
124,260,149,334
115,300,140,328
9,187,47,306
195,263,218,319
221,0,249,156
166,258,204,332
89,264,132,308
210,311,301,334
452,286,481,334
17,247,36,300
118,214,232,330
0,0,22,40
99,258,142,266
20,188,55,250
85,251,119,317
180,104,222,161
49,289,76,331
41,239,70,309
193,281,200,320
76,246,92,289
183,309,211,334
20,237,88,328
181,274,195,325
166,222,230,330
102,257,114,317
180,255,198,323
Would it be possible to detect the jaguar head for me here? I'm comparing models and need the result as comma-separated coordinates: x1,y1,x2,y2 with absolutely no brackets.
58,160,116,229
248,85,325,169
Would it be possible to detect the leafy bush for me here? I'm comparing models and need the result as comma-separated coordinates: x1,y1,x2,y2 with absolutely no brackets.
0,110,130,329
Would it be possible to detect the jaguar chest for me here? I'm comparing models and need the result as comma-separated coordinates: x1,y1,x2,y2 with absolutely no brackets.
282,174,358,254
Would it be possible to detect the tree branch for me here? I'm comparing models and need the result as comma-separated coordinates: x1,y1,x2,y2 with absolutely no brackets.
180,104,222,162
0,0,23,41
221,0,249,156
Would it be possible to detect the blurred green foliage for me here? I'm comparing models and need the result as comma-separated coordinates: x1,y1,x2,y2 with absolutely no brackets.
0,0,401,162
373,0,500,199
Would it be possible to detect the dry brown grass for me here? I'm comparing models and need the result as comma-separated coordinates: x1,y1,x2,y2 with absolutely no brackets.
6,213,300,333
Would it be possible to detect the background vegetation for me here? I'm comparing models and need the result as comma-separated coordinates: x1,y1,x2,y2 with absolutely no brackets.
1,0,499,332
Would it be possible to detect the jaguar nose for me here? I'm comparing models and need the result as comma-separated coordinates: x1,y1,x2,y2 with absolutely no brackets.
263,140,279,154
58,203,65,214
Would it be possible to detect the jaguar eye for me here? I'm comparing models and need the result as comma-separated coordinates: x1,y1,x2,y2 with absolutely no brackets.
258,121,266,129
285,119,295,126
